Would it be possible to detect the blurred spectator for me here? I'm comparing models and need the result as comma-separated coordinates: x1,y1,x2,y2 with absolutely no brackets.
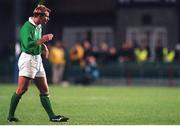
48,40,66,84
70,42,85,66
142,38,151,59
163,47,175,63
155,40,164,62
134,39,149,62
97,41,109,63
91,46,99,59
118,40,135,62
106,47,118,63
74,56,100,85
82,40,94,59
174,44,180,62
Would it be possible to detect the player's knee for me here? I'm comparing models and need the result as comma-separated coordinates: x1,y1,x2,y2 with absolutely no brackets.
16,87,28,96
40,87,49,95
40,89,49,96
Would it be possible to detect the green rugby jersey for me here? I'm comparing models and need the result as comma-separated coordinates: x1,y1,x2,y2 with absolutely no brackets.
19,19,42,55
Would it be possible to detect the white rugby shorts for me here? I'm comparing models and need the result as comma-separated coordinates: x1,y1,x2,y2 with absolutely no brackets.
18,52,46,79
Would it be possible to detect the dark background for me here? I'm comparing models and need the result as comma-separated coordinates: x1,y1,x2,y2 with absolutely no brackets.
0,0,180,84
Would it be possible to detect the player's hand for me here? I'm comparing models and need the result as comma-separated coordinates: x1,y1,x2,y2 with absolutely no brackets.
42,33,54,42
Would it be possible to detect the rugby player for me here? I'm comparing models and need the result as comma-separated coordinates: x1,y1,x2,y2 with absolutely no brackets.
7,4,69,122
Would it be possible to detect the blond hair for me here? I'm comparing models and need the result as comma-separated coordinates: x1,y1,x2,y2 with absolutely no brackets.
33,4,51,14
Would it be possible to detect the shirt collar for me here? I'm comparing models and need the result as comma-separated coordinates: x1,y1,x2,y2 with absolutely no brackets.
29,17,41,28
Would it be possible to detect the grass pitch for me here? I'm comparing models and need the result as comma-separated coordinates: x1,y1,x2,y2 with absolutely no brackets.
0,84,180,125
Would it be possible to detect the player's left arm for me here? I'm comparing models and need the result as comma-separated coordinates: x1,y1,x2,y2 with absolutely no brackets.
42,43,49,59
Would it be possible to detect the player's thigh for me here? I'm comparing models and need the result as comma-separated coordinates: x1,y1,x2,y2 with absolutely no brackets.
18,52,38,79
16,76,31,95
34,77,49,94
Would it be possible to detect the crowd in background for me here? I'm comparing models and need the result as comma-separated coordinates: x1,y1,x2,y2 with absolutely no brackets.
48,39,180,66
47,39,180,85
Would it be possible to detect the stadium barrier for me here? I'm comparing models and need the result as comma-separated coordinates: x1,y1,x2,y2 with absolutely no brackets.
1,60,180,86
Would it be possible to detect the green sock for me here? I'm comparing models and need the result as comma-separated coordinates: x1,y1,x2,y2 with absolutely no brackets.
8,92,21,118
40,94,55,119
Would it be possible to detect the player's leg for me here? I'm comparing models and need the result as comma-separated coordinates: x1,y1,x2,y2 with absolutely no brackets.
7,76,31,122
34,76,69,122
34,77,55,118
